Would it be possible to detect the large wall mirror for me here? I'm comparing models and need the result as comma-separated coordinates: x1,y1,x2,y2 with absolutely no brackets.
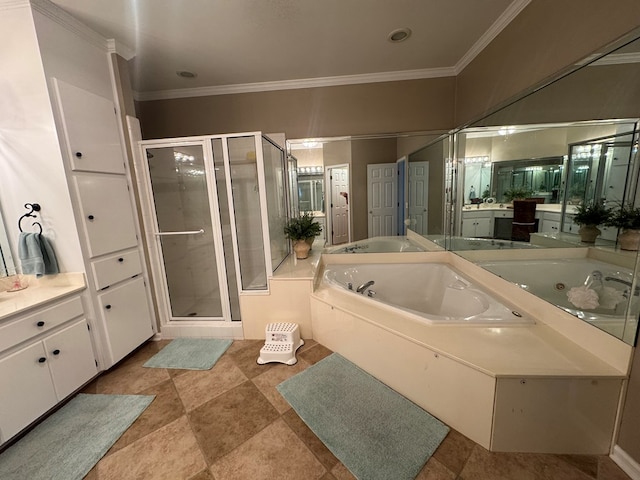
0,212,16,278
433,30,640,346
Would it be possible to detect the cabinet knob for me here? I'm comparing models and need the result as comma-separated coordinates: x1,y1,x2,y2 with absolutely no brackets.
88,215,95,220
105,304,112,310
52,349,61,355
118,258,124,263
75,152,83,158
38,357,47,363
36,321,45,327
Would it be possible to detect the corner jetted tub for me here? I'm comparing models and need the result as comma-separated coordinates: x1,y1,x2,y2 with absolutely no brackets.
325,236,424,254
322,263,533,326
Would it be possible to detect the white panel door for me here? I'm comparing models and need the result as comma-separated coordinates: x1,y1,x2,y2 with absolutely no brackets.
53,78,126,174
0,342,57,442
330,167,350,245
408,161,429,235
74,174,139,257
98,277,154,365
44,319,97,400
368,163,397,237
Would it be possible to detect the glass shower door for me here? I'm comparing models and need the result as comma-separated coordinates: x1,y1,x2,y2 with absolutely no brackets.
145,143,230,320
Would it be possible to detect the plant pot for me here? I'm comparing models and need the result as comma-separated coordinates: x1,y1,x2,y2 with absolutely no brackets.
305,237,314,251
293,240,311,259
578,224,601,243
618,229,640,251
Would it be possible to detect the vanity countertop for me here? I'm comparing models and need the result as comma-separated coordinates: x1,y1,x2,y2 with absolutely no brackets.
462,204,576,214
0,273,86,321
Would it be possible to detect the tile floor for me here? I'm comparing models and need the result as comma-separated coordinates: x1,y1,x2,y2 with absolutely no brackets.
79,339,631,480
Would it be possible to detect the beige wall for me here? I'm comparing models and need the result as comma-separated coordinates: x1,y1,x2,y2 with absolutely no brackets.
138,77,455,140
455,0,640,125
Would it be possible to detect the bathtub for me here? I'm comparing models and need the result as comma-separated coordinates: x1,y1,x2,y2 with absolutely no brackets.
322,262,533,325
478,258,638,339
325,236,424,254
429,236,543,251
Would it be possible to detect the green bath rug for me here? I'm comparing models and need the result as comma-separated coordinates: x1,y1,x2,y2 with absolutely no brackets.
0,393,154,480
277,353,449,480
143,337,232,370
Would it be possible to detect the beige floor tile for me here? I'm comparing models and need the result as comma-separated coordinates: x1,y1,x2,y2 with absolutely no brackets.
228,341,276,379
299,344,333,365
210,418,326,480
225,339,264,355
598,456,632,480
188,381,280,464
432,429,475,475
282,408,339,470
173,355,248,411
251,359,310,413
459,446,594,480
96,361,170,395
108,379,185,454
187,469,215,480
415,457,457,480
96,416,206,480
331,462,357,480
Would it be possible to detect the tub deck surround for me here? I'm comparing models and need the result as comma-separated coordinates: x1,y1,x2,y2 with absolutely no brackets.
0,273,86,321
311,252,628,453
311,284,623,379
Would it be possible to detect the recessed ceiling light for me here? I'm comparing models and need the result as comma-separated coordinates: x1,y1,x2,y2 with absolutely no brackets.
387,28,412,43
176,70,197,79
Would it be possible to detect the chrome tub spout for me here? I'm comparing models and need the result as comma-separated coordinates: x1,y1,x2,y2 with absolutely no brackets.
356,280,375,294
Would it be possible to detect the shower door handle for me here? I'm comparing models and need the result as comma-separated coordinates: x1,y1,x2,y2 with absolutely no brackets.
154,229,205,236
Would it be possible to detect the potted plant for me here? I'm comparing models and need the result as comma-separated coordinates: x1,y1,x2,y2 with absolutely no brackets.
284,212,322,259
503,186,534,203
572,200,611,243
605,203,640,251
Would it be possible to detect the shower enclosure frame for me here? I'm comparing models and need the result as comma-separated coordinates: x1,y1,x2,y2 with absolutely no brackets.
133,132,286,338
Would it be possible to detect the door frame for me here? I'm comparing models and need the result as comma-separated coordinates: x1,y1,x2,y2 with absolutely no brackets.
325,164,351,246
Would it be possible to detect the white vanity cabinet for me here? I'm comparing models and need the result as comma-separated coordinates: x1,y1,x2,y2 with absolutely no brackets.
540,212,561,233
52,76,155,367
461,211,493,237
0,295,97,444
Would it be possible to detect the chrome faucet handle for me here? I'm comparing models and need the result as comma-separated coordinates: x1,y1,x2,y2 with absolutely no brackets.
367,290,376,298
347,282,353,290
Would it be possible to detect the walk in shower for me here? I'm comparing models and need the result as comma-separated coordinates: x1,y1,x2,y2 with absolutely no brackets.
135,133,288,337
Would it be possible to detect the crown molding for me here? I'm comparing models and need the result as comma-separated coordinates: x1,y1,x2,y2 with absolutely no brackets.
454,0,531,75
30,0,109,52
0,0,29,11
106,39,136,61
591,52,640,66
134,67,456,101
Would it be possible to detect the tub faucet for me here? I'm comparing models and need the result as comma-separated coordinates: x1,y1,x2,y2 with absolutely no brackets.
356,280,375,294
587,270,604,288
604,276,640,296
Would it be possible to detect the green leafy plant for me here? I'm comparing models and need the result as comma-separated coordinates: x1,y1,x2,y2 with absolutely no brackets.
573,200,611,226
503,186,534,202
283,212,322,240
605,203,640,230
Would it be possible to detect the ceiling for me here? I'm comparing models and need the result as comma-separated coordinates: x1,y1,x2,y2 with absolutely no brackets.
51,0,526,99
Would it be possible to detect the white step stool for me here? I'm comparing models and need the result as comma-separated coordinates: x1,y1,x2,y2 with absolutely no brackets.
257,323,304,365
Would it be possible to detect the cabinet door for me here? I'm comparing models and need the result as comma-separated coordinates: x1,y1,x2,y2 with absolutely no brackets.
475,217,492,237
0,343,57,442
98,277,153,365
44,319,97,400
53,78,126,174
541,220,560,233
74,175,139,257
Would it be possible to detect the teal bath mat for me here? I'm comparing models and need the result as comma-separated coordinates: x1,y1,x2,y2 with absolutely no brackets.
143,338,232,370
277,353,449,480
0,393,154,480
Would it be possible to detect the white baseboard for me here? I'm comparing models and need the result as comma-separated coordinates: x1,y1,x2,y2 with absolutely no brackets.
611,445,640,480
161,322,244,339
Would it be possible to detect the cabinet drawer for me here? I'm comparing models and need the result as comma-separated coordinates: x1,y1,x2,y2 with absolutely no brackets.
91,250,143,290
0,297,84,353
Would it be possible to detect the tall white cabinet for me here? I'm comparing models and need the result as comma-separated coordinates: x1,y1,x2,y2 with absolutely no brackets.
0,0,156,375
